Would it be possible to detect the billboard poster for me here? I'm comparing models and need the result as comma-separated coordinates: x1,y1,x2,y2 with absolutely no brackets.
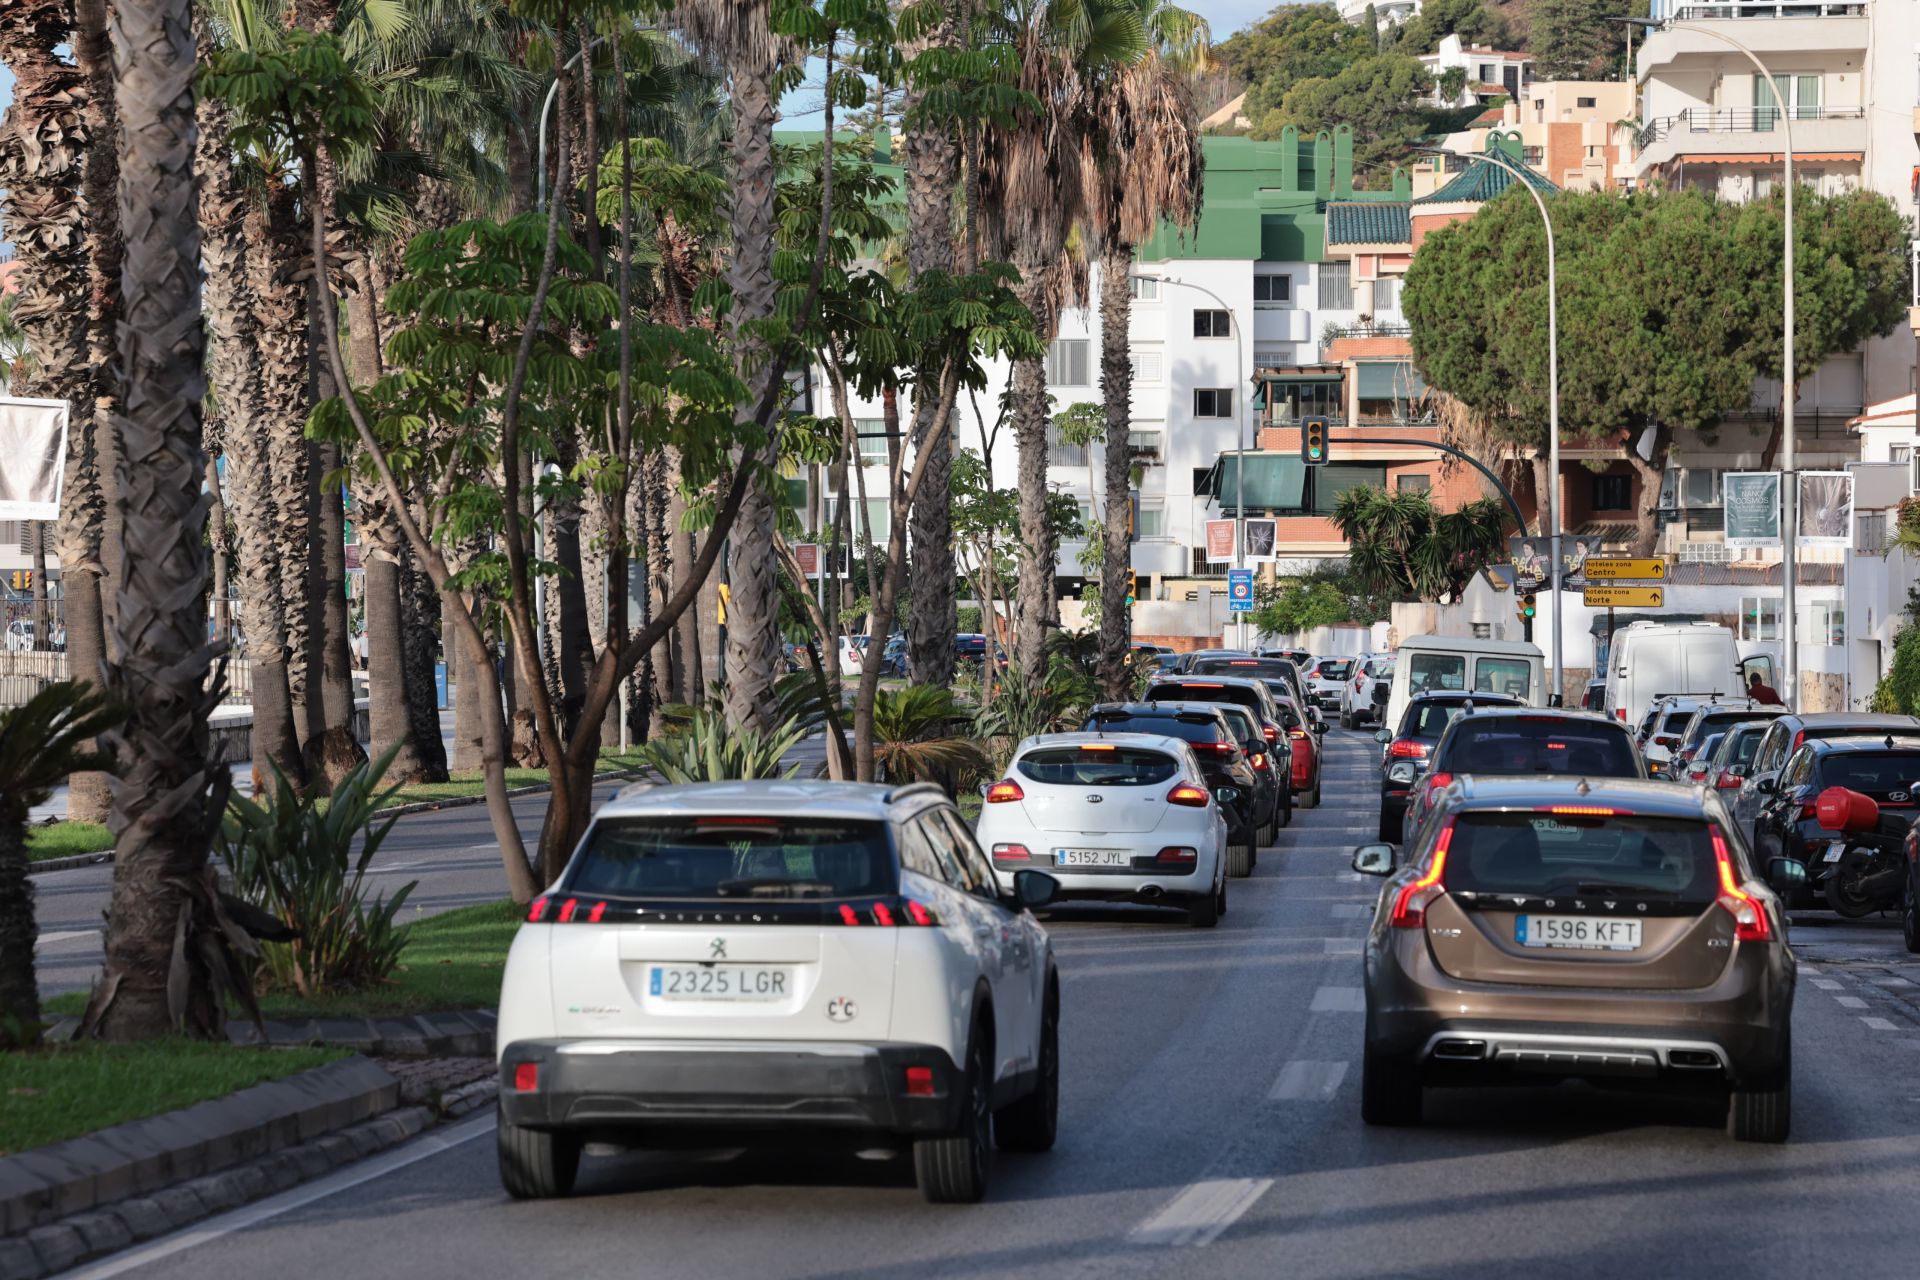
1243,519,1278,562
792,543,821,578
1797,470,1853,545
0,396,69,520
1506,534,1602,587
1204,519,1236,563
1722,472,1781,547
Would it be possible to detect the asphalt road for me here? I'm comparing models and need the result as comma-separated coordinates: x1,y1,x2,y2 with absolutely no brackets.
63,728,1920,1279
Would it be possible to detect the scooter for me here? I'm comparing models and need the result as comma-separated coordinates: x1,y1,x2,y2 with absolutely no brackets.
1811,786,1907,919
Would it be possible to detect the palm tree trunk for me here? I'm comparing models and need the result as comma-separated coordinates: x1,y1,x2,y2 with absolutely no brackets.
29,524,51,646
1011,340,1053,689
88,0,224,1040
76,0,124,647
718,10,781,735
1,0,113,823
399,545,449,781
1098,243,1134,699
0,819,38,1048
205,452,230,644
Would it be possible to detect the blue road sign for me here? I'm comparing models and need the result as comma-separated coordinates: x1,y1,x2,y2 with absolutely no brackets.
1227,568,1255,613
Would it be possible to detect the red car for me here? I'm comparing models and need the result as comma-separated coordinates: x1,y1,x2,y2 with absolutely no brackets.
1272,692,1323,809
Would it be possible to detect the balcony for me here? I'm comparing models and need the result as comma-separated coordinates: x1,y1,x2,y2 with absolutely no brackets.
1635,106,1866,173
1662,2,1866,16
1639,5,1868,78
1322,322,1412,342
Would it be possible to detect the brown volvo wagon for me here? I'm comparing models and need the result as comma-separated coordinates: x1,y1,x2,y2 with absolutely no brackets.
1351,777,1801,1142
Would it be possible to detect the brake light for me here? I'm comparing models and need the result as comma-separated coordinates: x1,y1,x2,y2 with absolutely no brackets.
1288,729,1309,740
986,779,1024,803
905,1066,936,1097
991,843,1033,861
1185,682,1225,688
586,900,607,924
1250,752,1269,770
1386,739,1428,759
557,897,579,922
1168,783,1211,807
1264,725,1279,743
1080,743,1117,752
1616,709,1626,721
1712,829,1772,942
1390,818,1453,929
1547,805,1618,816
1155,846,1198,863
872,901,897,927
1792,730,1805,751
905,899,938,926
526,895,552,923
1716,772,1744,789
513,1062,539,1092
839,903,861,926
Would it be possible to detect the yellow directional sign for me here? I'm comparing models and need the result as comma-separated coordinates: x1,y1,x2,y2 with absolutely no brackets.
1584,585,1664,608
1583,557,1667,581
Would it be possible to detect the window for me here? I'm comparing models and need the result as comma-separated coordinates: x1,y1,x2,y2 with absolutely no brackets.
1473,657,1532,701
1807,600,1844,647
1397,473,1431,494
1193,388,1233,419
1129,274,1160,302
1046,338,1092,386
568,817,891,901
853,417,889,466
1577,95,1597,109
1047,416,1090,467
1318,261,1353,310
1253,274,1291,304
1683,467,1719,507
1591,474,1631,511
1372,277,1400,311
1740,596,1782,642
1130,349,1163,383
1136,502,1165,537
1128,424,1164,458
1857,510,1888,554
1193,309,1231,338
1478,63,1495,82
931,808,998,899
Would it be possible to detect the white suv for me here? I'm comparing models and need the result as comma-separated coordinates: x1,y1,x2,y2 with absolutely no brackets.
1341,653,1395,730
495,779,1060,1204
1304,656,1354,714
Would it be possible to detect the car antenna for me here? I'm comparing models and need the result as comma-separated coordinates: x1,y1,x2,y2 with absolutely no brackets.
1574,778,1591,797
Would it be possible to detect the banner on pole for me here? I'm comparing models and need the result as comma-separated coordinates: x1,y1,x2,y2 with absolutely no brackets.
1244,518,1277,563
1204,519,1236,564
0,396,69,520
1797,471,1853,545
1507,534,1601,588
1722,472,1781,547
793,543,822,578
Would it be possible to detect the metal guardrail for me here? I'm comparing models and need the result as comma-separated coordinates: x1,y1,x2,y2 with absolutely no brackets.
1638,106,1865,150
0,652,254,707
1324,323,1412,340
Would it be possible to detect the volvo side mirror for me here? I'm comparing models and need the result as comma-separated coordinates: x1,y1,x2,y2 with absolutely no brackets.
1351,844,1395,876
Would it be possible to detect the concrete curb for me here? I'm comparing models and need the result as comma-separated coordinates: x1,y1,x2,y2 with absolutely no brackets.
27,770,640,877
0,1056,399,1240
0,1079,499,1280
45,1010,499,1060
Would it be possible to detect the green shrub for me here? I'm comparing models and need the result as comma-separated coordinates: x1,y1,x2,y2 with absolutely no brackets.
628,706,809,782
218,744,417,999
1871,622,1920,714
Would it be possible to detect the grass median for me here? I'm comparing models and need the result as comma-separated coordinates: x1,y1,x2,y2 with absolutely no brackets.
0,1040,349,1156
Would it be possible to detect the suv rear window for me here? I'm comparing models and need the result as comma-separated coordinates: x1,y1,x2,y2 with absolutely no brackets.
1721,728,1766,767
1445,811,1717,901
1688,710,1764,744
568,817,894,901
1814,751,1920,796
1191,658,1294,679
1407,652,1465,694
1475,658,1532,700
1317,660,1352,679
1437,717,1639,777
1406,701,1473,738
1017,746,1180,786
1086,711,1226,746
1147,680,1264,715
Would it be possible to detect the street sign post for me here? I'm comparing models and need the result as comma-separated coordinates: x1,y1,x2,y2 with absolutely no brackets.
1583,585,1664,608
1227,568,1255,614
1583,558,1667,581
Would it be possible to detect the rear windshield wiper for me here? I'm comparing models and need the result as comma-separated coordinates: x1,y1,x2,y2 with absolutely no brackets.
714,878,838,897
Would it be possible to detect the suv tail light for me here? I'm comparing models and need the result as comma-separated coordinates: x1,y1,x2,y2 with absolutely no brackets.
1386,739,1428,759
991,842,1033,862
1288,728,1309,741
1390,818,1454,929
986,779,1024,803
1715,772,1743,789
1250,752,1269,771
527,895,553,923
1263,724,1279,743
1711,829,1772,942
1168,783,1211,807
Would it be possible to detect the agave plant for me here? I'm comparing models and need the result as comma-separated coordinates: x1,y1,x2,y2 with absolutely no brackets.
871,687,990,789
972,659,1092,768
0,683,120,1046
628,705,811,783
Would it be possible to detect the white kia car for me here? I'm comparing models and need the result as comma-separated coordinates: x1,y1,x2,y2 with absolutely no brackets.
495,779,1060,1205
975,732,1230,928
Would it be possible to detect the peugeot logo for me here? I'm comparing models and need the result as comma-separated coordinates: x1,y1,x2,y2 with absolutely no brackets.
709,937,728,960
1086,794,1105,804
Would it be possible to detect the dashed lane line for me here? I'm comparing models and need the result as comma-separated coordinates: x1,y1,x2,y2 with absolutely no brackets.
1324,938,1362,955
1130,1178,1276,1248
1836,996,1868,1009
1309,986,1366,1013
1268,1059,1349,1102
1863,1017,1899,1032
1810,978,1843,991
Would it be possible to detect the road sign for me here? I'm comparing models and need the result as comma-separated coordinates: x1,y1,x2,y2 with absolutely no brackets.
1583,557,1666,581
1583,585,1664,608
1227,568,1255,613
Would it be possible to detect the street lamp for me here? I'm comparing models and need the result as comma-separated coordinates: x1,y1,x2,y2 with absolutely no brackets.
1619,12,1797,707
536,37,608,213
1135,272,1249,647
1416,143,1562,702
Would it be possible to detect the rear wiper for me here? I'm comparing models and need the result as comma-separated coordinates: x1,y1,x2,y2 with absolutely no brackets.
714,878,837,897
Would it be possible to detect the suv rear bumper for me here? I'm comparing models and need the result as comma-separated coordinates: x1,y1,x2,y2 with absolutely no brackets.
498,1038,966,1135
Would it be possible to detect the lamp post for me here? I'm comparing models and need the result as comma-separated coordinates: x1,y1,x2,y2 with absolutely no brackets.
1621,12,1797,706
536,37,607,213
1418,142,1562,701
1137,272,1248,647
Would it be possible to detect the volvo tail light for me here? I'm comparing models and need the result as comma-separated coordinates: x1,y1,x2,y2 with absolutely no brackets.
1168,783,1211,807
986,779,1024,803
1390,818,1454,929
1712,829,1772,942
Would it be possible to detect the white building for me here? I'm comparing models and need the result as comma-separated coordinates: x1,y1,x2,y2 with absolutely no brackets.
1339,0,1421,27
1419,34,1535,108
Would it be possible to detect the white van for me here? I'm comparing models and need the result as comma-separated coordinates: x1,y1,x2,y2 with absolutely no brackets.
1381,635,1546,733
1601,621,1774,730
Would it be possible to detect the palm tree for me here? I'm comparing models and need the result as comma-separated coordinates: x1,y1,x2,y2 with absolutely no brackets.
673,0,792,736
871,686,989,785
82,0,226,1040
0,683,118,1048
975,0,1145,692
1085,0,1208,700
0,0,116,825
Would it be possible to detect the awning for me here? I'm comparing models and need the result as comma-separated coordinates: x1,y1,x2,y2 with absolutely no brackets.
1674,152,1862,166
1212,453,1307,511
1353,362,1427,398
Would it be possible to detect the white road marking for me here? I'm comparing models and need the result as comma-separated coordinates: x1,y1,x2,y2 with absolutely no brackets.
1799,963,1820,974
64,1112,497,1279
1863,1017,1898,1032
1836,996,1868,1009
1876,977,1914,988
1131,1177,1274,1247
34,929,99,948
1269,1059,1349,1101
1323,938,1362,956
1310,986,1366,1013
1810,978,1843,991
1329,903,1367,919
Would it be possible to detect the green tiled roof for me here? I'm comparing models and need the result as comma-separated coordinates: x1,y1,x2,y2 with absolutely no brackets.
1326,202,1411,246
1414,161,1557,205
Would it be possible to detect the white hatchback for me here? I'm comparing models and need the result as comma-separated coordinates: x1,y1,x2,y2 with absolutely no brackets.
975,732,1230,927
495,779,1060,1205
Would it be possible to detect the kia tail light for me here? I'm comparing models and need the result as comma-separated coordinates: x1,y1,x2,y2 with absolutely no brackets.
1168,783,1211,807
986,779,1024,803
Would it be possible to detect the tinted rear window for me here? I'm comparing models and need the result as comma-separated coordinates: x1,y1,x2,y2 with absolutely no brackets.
1407,652,1466,694
1408,701,1472,738
1087,713,1223,745
1149,681,1261,712
1438,718,1639,777
1192,659,1294,679
1814,752,1920,795
1657,709,1693,734
1018,746,1180,786
1689,711,1763,743
1444,812,1717,900
1317,660,1352,679
569,818,893,901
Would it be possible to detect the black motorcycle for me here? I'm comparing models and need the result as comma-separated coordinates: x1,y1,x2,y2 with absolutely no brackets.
1811,787,1906,918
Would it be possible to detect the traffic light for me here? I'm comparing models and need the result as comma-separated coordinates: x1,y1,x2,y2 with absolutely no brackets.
7,570,29,592
1517,591,1537,622
1124,569,1137,607
1300,416,1329,467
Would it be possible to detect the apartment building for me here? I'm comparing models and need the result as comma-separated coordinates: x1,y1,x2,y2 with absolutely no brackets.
1434,80,1636,191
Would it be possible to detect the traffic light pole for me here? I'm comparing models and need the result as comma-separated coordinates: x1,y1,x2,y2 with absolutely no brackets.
1329,437,1531,537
